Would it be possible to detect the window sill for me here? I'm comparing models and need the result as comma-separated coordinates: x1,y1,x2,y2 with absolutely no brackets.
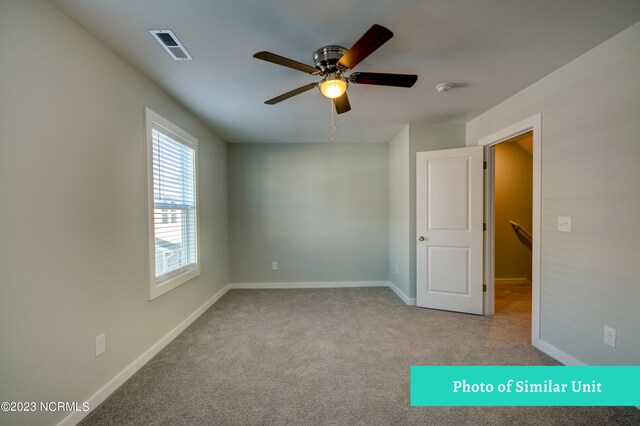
149,265,200,300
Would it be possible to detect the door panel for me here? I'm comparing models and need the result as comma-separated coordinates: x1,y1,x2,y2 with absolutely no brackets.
428,247,469,294
428,158,470,231
416,146,483,314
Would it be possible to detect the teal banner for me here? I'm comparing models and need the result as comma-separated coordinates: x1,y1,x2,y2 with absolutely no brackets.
410,366,640,406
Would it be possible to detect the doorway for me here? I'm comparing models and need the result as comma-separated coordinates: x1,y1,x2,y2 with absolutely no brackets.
480,113,541,347
493,132,533,320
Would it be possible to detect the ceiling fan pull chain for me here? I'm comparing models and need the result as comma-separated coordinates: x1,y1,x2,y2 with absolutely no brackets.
331,100,336,142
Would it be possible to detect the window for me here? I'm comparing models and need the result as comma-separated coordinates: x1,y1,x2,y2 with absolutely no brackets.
145,108,199,299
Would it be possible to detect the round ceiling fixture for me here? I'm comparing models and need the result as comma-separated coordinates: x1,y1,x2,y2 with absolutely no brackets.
436,82,453,93
314,46,349,99
320,73,348,99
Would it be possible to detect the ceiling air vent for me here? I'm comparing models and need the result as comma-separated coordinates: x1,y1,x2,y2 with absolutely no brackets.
150,30,192,61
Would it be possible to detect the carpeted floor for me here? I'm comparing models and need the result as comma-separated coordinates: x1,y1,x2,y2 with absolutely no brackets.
80,287,640,425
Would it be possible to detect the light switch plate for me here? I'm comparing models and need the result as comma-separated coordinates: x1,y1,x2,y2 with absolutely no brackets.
557,216,572,232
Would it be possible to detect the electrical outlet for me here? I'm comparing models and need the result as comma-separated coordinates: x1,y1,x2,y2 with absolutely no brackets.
557,216,572,232
95,333,106,356
604,326,616,348
395,264,399,275
272,261,278,270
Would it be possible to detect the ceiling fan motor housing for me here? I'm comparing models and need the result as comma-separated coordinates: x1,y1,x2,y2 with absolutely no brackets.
314,45,348,74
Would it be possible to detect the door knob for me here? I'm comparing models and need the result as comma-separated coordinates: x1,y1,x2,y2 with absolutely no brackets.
418,236,425,241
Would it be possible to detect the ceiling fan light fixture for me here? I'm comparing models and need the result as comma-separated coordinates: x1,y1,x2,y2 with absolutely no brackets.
320,73,347,99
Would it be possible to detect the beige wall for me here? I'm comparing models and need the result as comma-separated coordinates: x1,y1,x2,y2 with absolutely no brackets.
228,143,389,284
495,137,533,282
0,1,228,425
467,22,640,364
388,126,411,296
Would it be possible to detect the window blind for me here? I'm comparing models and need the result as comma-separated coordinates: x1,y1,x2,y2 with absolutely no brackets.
152,128,197,280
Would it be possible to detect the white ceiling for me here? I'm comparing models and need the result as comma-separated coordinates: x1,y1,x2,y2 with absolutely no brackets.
51,0,640,144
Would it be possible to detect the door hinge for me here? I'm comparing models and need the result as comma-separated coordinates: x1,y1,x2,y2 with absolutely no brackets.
483,223,487,231
483,161,487,170
483,284,487,292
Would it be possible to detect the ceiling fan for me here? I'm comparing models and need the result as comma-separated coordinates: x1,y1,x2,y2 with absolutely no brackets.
253,24,418,114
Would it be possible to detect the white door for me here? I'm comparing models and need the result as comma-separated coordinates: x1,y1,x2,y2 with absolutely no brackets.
416,146,484,314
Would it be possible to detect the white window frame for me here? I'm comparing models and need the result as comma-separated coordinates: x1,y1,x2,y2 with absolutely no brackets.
145,107,200,300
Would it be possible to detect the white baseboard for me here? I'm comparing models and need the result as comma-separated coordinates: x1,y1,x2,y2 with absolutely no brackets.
229,280,416,307
535,339,586,366
58,284,231,426
495,277,531,285
228,281,389,289
534,339,638,405
387,280,416,306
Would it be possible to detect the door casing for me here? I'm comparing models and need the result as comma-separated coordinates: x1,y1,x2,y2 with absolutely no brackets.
479,113,542,347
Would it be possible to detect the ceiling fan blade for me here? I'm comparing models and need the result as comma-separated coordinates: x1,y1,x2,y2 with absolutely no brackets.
337,24,393,70
264,83,318,105
253,51,319,74
333,92,351,114
349,72,418,87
